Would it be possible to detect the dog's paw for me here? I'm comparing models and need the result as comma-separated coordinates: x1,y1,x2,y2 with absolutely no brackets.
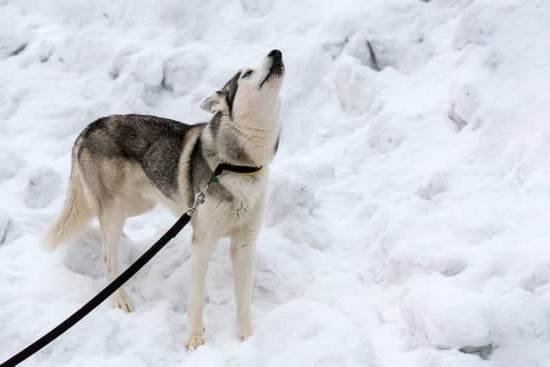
113,290,133,313
239,334,252,342
186,335,205,351
239,322,254,342
239,326,253,342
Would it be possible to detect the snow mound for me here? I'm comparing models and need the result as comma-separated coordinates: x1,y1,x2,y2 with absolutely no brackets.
402,284,492,350
0,211,10,246
23,166,62,209
233,300,370,367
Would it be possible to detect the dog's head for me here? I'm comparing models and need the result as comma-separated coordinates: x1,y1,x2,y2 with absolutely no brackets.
201,50,285,121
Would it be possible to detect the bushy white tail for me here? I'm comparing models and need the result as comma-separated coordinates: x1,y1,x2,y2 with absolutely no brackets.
42,164,92,251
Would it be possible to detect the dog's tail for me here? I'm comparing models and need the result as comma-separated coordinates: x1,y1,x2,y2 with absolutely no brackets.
42,155,92,251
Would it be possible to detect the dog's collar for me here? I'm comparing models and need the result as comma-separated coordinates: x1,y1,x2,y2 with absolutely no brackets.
210,163,263,184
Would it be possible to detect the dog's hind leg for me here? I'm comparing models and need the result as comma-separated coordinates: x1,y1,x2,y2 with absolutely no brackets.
230,229,258,341
98,207,133,312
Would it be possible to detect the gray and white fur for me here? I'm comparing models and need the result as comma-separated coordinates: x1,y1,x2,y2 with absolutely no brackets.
43,50,285,349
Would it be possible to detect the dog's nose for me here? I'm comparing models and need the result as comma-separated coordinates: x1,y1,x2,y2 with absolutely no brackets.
268,49,282,60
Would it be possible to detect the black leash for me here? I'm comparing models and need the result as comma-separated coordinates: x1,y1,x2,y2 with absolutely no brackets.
1,163,262,367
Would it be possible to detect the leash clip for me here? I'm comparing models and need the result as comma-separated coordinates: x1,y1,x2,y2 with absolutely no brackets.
185,181,215,217
186,192,205,217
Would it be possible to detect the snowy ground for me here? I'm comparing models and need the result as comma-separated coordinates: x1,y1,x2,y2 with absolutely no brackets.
2,0,550,366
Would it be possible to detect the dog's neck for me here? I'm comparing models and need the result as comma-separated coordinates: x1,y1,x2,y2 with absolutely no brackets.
202,112,280,169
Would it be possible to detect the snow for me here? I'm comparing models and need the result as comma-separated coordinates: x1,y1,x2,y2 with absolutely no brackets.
23,167,61,209
1,0,550,366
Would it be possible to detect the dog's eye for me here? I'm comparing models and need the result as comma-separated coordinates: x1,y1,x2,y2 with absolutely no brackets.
242,70,253,79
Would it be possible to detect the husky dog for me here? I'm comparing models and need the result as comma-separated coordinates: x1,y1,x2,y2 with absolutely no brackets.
43,50,284,349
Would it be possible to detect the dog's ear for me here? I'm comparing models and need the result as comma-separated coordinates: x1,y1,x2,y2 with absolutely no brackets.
200,91,226,114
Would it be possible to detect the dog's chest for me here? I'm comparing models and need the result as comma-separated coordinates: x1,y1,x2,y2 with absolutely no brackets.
219,175,266,223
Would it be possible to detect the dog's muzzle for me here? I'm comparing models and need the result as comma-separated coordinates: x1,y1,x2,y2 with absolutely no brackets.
260,49,285,88
268,49,284,76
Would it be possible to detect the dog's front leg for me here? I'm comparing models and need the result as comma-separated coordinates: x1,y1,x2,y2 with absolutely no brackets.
186,234,215,350
230,231,257,341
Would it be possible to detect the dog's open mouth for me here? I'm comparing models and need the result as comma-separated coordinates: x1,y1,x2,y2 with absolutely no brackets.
260,50,285,88
259,63,285,88
270,61,285,77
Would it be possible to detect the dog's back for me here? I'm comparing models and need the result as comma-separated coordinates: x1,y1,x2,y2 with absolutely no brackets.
43,114,200,249
79,115,196,199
